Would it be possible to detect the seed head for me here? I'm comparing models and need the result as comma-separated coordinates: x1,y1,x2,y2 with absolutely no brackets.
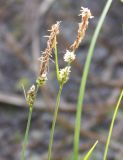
70,7,93,52
59,66,71,84
38,22,61,85
64,50,76,63
79,7,93,19
26,85,36,107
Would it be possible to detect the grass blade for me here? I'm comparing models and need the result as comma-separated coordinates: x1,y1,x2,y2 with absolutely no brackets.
83,140,98,160
103,90,123,160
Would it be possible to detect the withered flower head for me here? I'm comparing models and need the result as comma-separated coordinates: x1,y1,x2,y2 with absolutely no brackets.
70,7,93,52
26,85,36,107
37,21,61,86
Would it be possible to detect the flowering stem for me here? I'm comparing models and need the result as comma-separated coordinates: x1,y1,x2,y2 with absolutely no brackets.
54,37,60,80
73,0,113,159
21,107,33,160
48,84,63,160
103,90,123,160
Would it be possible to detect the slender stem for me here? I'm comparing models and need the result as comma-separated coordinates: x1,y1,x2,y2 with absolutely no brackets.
48,84,63,160
103,90,123,160
54,37,59,80
73,0,113,159
21,107,33,160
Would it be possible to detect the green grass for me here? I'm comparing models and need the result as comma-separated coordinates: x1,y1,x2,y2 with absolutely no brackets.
83,140,98,160
103,90,123,160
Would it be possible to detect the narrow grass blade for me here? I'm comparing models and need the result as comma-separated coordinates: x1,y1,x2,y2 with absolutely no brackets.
83,140,98,160
103,90,123,160
73,0,113,159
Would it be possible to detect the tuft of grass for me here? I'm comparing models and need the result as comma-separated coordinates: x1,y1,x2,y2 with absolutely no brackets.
103,90,123,160
21,2,122,160
73,0,113,159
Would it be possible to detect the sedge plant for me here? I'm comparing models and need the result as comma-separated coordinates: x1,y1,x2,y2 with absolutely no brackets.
73,0,113,159
21,83,45,160
21,22,61,160
21,85,36,160
21,2,120,160
48,29,73,160
48,7,94,160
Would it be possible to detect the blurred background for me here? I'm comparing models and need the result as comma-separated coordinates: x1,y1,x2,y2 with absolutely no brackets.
0,0,123,160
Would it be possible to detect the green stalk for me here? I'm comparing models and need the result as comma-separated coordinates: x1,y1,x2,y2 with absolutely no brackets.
48,84,63,160
21,107,33,160
103,90,123,160
47,36,63,160
73,0,113,159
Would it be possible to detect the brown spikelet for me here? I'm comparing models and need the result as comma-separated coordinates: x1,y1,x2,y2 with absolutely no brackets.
39,21,60,77
70,7,93,52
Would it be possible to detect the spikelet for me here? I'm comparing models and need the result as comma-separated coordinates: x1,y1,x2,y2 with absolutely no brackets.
64,50,76,64
70,7,93,52
26,85,36,107
37,21,60,86
59,66,71,84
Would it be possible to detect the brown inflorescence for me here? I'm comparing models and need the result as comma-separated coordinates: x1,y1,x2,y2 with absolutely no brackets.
36,21,60,86
39,21,60,77
70,7,93,52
